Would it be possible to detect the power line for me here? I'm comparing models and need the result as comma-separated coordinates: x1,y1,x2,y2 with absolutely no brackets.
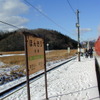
77,0,80,11
0,20,19,29
24,0,72,34
66,0,76,15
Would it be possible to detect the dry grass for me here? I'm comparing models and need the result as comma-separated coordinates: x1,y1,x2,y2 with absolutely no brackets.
0,49,77,77
46,49,77,62
0,56,25,66
0,49,77,68
0,51,25,55
0,55,25,68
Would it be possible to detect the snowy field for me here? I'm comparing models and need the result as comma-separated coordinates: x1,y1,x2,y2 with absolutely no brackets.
0,54,25,57
1,56,100,100
0,56,76,93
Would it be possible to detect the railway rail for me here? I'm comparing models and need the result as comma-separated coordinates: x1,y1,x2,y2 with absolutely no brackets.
0,56,77,100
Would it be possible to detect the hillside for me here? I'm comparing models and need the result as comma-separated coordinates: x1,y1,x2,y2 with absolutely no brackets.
0,29,77,51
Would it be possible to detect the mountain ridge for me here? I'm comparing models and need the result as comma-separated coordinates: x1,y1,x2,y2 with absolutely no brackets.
0,28,77,51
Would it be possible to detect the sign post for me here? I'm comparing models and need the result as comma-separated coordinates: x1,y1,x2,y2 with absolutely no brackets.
23,32,48,100
24,34,31,100
44,42,48,100
76,9,81,61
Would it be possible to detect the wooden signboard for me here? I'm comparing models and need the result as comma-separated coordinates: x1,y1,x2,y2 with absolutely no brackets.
26,35,44,75
24,33,48,100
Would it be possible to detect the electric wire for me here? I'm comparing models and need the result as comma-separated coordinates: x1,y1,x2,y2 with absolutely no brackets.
66,0,76,15
24,0,73,34
0,0,74,35
0,20,19,29
0,20,21,53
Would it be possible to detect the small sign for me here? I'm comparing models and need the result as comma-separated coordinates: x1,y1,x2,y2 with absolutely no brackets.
67,47,70,54
78,48,80,52
26,35,44,75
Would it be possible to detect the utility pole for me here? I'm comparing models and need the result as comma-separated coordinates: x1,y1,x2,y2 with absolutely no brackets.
76,9,81,61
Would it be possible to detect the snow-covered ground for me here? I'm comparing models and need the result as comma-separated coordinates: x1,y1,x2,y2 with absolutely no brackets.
0,54,25,57
1,56,100,100
0,56,76,92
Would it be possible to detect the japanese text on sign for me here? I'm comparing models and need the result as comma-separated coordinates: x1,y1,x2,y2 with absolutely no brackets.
26,36,44,75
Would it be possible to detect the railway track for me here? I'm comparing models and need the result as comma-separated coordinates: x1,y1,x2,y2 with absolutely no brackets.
0,56,77,100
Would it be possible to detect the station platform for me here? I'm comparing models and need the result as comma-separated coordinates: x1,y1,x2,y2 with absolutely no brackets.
48,56,100,100
3,56,100,100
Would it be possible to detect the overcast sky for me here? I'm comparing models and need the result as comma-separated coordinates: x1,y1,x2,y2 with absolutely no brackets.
0,0,100,41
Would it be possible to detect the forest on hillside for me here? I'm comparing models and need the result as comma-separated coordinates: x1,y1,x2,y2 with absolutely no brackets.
0,28,78,51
